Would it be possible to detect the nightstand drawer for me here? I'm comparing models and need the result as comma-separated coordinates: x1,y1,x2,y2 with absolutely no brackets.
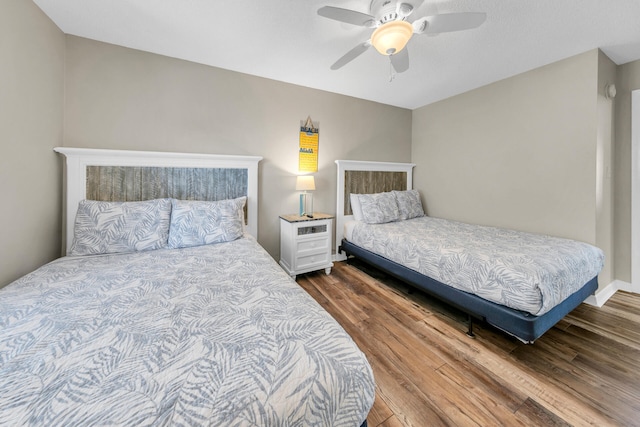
297,251,331,270
297,237,329,253
297,224,328,235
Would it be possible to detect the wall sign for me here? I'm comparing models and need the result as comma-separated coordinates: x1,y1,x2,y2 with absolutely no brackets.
299,116,319,172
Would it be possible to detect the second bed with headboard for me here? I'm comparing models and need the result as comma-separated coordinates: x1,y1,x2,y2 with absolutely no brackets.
0,148,374,426
335,159,604,344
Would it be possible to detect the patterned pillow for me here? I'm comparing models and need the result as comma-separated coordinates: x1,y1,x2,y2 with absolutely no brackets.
357,192,400,224
393,189,425,220
168,197,246,249
69,199,171,256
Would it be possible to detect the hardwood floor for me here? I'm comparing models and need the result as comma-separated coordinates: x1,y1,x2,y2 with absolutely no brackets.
296,260,640,427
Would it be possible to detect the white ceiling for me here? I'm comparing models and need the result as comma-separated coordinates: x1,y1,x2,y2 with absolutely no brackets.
33,0,640,110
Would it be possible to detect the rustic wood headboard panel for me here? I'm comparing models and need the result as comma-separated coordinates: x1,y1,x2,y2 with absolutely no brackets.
86,166,248,203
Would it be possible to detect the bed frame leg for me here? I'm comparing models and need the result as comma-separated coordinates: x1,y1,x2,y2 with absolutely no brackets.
339,245,352,264
466,315,476,338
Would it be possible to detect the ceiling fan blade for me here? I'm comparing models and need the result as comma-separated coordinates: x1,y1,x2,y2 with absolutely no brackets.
318,6,375,27
390,48,409,73
413,12,486,34
411,0,425,10
330,41,372,70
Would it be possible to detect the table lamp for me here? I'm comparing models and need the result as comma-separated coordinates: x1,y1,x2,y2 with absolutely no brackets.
296,175,315,217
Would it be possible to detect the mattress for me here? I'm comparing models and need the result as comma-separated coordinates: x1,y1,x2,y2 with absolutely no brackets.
0,236,374,426
348,216,604,316
344,219,358,242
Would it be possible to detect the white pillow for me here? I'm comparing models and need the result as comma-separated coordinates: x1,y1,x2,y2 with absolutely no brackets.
69,199,171,256
168,197,246,249
356,192,400,224
350,193,364,221
393,189,425,220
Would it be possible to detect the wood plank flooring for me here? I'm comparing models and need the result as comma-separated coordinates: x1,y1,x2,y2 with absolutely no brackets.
296,260,640,427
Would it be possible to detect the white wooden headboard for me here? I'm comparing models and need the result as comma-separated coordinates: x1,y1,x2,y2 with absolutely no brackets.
335,159,415,261
55,147,262,254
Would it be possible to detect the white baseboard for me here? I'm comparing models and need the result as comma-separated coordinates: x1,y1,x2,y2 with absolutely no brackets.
616,279,637,293
584,280,632,307
333,253,347,262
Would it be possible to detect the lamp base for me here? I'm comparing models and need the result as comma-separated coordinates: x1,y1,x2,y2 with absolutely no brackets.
299,192,313,217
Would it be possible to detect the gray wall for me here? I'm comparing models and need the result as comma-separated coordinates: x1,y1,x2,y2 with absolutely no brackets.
412,50,617,288
615,59,640,283
63,36,413,259
0,0,64,287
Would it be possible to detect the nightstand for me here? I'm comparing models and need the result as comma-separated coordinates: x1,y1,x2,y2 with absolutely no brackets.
279,213,333,279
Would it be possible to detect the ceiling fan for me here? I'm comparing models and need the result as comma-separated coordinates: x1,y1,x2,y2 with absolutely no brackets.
318,0,486,73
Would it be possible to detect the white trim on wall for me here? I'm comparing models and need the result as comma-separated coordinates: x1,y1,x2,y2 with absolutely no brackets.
632,90,640,292
584,280,620,307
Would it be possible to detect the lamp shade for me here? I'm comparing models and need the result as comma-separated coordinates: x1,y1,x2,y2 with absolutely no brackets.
371,20,413,55
296,175,316,191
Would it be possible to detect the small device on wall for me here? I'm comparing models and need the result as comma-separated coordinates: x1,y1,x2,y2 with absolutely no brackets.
605,83,617,99
296,175,315,217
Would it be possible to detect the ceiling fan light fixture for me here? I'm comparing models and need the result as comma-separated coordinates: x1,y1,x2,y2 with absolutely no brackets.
371,20,413,55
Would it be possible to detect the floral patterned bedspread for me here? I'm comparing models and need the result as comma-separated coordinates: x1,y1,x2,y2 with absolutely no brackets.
0,236,374,426
350,217,604,316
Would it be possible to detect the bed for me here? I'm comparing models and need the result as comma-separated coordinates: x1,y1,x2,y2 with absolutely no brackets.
0,148,374,426
335,159,604,343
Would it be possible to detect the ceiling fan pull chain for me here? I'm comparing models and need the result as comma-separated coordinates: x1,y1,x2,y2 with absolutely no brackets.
389,56,396,82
